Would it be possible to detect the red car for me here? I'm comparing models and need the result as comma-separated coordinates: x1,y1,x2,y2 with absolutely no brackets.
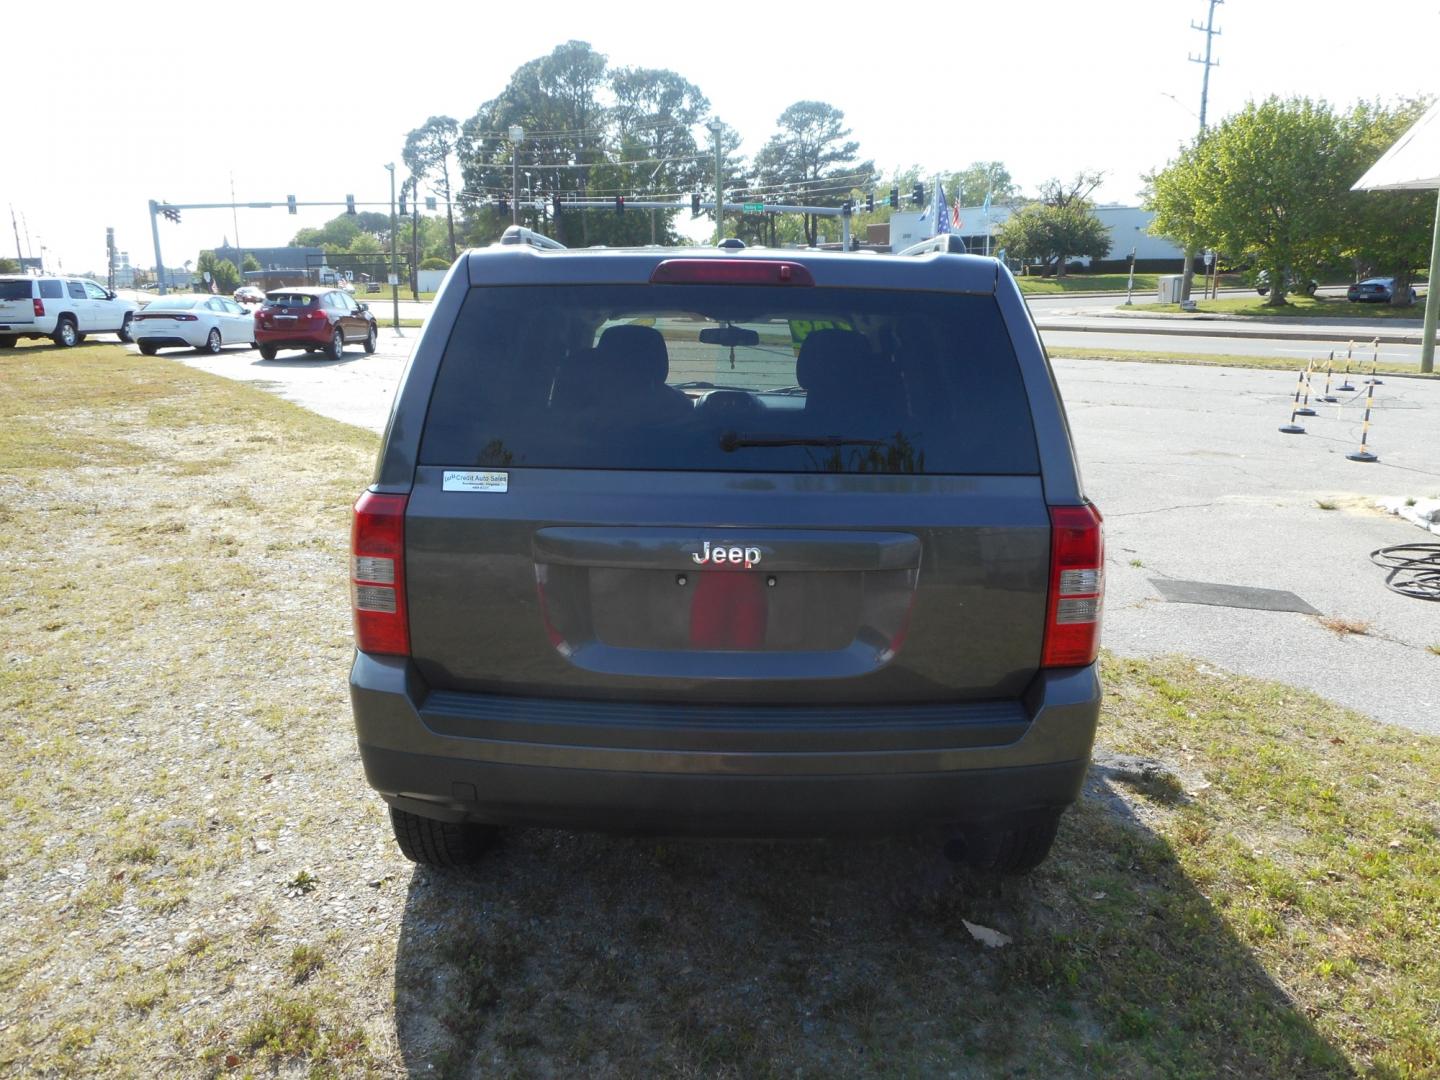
253,287,378,360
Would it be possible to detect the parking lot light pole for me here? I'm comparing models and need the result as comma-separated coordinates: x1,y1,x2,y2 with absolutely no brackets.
509,126,524,227
385,163,399,331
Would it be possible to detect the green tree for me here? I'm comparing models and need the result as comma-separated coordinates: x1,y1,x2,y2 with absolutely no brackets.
945,161,1020,207
995,203,1111,275
403,116,461,260
196,251,240,293
993,173,1110,276
753,101,873,246
0,257,18,274
242,254,261,274
1149,97,1352,306
459,41,610,246
1341,97,1435,306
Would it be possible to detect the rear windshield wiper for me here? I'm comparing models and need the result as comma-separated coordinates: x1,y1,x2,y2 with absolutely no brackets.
673,380,752,392
719,433,886,452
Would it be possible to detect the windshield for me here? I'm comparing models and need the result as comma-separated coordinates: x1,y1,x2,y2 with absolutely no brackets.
419,284,1039,475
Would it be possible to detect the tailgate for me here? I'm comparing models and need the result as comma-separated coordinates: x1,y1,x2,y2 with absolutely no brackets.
404,468,1049,704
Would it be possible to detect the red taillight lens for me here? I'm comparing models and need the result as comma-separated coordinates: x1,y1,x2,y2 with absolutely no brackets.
351,491,409,656
174,314,197,321
33,298,44,317
1041,503,1104,668
649,259,814,285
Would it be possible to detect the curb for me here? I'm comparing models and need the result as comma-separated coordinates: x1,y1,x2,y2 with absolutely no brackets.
1034,318,1432,346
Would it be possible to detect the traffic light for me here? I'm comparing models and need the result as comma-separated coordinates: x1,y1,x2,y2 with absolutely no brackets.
691,192,701,217
890,186,899,209
497,196,509,216
912,183,925,207
553,194,562,217
615,195,625,214
398,192,407,215
160,205,180,224
287,194,297,215
866,191,874,213
345,194,356,215
426,197,437,211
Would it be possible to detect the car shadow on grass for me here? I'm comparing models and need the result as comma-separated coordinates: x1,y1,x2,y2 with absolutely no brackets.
390,781,1357,1079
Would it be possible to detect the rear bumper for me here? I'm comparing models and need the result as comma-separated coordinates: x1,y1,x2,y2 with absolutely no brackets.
350,655,1101,835
255,325,328,348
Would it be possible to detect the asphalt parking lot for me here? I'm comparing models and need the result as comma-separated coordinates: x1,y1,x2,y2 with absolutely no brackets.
158,337,1440,736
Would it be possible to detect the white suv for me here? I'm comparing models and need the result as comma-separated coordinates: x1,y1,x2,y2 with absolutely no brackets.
0,276,137,348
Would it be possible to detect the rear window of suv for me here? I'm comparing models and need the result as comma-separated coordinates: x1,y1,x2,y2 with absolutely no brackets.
0,281,32,301
264,294,316,309
418,284,1039,475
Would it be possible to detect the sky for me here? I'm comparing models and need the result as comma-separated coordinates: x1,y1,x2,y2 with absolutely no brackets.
6,0,1435,275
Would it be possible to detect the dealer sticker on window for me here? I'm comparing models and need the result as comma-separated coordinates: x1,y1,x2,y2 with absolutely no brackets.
443,470,509,493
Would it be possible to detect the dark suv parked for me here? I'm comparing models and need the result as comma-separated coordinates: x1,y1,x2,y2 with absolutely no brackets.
348,229,1104,873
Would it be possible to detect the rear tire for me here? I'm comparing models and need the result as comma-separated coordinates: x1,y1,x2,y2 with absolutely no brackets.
0,335,15,349
139,342,159,356
389,806,497,867
258,344,277,361
53,317,78,348
947,811,1062,875
117,314,134,344
325,327,344,361
202,327,222,355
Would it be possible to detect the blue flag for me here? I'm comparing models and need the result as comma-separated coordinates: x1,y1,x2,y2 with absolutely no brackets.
932,178,951,236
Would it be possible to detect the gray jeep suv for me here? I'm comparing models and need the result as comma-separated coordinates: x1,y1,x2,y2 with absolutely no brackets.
349,229,1103,873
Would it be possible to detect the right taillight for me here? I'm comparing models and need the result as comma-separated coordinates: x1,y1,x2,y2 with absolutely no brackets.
351,491,410,656
1041,503,1104,668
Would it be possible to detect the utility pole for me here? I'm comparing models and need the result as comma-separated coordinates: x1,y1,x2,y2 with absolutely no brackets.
148,200,167,296
9,205,22,264
385,163,399,331
1180,0,1222,305
709,121,724,244
230,173,244,292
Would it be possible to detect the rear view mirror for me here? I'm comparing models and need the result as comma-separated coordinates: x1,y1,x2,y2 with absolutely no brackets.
699,325,759,348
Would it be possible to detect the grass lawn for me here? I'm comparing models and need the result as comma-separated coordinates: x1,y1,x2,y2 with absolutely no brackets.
1133,294,1428,320
1015,274,1250,296
1,347,1437,1076
1048,344,1436,378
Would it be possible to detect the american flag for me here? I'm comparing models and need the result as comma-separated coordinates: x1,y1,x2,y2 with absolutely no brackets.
951,203,963,229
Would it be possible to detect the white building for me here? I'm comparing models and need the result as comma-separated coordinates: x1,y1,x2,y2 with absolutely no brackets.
887,204,1186,269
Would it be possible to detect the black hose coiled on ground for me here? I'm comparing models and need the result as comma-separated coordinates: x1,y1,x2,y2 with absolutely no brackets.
1370,542,1440,600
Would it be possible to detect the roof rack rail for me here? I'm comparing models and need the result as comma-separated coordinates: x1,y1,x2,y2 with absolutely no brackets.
498,226,566,250
896,234,969,257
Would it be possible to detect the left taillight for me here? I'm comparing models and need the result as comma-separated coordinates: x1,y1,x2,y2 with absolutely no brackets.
351,491,409,656
1040,503,1104,669
33,298,44,317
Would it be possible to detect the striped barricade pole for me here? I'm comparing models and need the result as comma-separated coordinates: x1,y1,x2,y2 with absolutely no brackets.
1295,359,1317,417
1365,337,1384,386
1336,341,1356,392
1346,380,1379,462
1318,352,1338,403
1279,366,1309,434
